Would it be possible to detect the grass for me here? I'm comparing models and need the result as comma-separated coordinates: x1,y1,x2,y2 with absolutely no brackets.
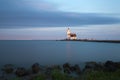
51,69,75,80
11,77,22,80
84,69,120,80
3,66,120,80
32,74,46,80
29,69,76,80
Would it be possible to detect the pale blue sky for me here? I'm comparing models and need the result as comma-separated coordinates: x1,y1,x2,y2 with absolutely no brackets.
46,0,120,13
0,0,120,40
1,0,120,13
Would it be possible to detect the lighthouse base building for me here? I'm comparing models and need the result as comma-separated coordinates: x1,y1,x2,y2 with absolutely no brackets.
67,28,77,40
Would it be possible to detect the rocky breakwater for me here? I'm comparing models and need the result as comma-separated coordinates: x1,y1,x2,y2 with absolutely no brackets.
0,61,120,80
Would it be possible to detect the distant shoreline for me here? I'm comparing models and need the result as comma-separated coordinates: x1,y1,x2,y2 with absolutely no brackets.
59,39,120,43
0,40,120,43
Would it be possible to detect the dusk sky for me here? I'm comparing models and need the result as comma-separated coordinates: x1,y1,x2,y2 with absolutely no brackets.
0,0,120,40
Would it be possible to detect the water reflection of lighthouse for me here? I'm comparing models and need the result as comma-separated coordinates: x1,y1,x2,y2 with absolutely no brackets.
66,41,73,62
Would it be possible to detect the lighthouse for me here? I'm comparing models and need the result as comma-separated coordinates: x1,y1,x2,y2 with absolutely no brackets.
67,28,71,39
66,28,77,40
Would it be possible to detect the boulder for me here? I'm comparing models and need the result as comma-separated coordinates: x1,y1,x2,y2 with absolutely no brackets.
63,68,71,74
83,61,103,72
63,63,71,69
45,65,62,75
52,65,62,71
74,64,81,75
15,67,27,77
104,61,117,72
63,63,71,74
32,63,40,73
70,66,76,72
2,64,14,74
115,62,120,69
45,67,52,75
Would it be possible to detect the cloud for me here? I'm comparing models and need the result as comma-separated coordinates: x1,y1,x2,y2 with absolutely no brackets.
0,0,120,28
0,0,57,11
0,11,120,28
23,0,57,11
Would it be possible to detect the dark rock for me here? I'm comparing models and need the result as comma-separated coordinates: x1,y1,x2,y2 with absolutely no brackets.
63,63,82,74
83,61,103,72
15,67,27,77
32,63,40,73
104,61,114,67
115,62,120,69
69,64,81,74
45,65,62,75
63,63,71,74
74,64,81,75
45,67,52,75
104,61,117,72
63,63,71,69
63,68,71,74
52,65,62,71
70,66,76,72
2,64,14,74
84,62,97,70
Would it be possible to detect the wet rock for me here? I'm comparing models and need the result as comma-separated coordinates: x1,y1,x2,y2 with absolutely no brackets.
104,61,114,66
32,63,40,73
63,68,71,74
104,61,117,72
84,62,97,72
45,67,52,75
115,62,120,69
52,65,62,71
63,63,82,74
45,65,62,75
63,63,71,69
63,63,71,74
70,66,76,72
2,64,14,74
83,61,103,72
74,64,81,75
15,67,27,77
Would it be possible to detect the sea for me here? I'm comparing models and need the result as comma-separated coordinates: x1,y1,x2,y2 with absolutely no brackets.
0,40,120,68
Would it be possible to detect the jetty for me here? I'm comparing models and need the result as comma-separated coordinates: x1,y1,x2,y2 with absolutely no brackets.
60,39,120,43
59,28,120,43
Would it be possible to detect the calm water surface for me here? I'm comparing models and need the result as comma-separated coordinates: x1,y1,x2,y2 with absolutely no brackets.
0,40,120,67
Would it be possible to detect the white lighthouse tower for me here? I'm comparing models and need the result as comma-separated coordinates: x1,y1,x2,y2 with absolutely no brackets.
67,28,71,39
